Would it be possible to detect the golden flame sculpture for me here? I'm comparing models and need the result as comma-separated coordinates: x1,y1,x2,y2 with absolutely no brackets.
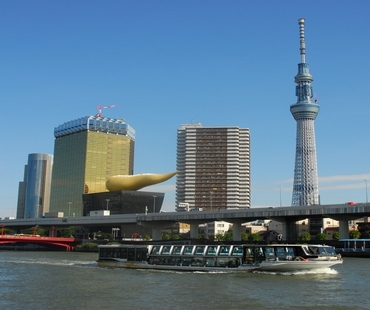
106,171,177,191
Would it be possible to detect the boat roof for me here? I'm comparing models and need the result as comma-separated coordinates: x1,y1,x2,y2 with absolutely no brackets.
339,239,370,242
98,243,333,248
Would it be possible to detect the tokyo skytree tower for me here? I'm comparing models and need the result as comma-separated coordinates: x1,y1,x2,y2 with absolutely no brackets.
290,18,320,206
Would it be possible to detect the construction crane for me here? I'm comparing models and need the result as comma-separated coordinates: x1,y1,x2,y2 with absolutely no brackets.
96,105,117,117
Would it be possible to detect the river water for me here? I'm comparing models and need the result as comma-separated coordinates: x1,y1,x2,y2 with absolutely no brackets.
0,251,368,310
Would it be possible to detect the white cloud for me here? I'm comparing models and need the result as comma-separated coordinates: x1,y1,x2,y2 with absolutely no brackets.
319,174,370,183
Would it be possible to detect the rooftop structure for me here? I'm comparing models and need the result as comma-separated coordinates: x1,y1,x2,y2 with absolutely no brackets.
49,116,135,216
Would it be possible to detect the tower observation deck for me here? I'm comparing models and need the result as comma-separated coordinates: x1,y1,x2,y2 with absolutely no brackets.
290,18,320,206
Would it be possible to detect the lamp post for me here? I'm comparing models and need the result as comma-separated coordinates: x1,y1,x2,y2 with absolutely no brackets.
153,196,157,213
365,179,369,203
68,202,72,217
106,199,110,211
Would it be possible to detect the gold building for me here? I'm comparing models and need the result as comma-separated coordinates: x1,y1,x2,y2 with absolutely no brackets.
49,116,135,216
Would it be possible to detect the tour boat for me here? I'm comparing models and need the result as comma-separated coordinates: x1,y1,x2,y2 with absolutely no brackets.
97,243,342,272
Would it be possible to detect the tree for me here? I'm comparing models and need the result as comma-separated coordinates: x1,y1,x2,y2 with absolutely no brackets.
93,230,112,240
241,232,249,241
1,227,14,235
316,233,327,241
349,230,361,239
58,227,75,238
299,232,311,242
142,234,151,241
170,234,180,240
77,242,99,250
162,232,170,240
363,230,370,238
332,231,340,241
215,233,224,241
224,231,233,241
23,227,47,236
248,233,260,242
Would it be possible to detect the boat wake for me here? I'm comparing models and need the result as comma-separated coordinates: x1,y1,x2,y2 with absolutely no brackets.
3,258,97,268
135,268,232,275
254,267,338,276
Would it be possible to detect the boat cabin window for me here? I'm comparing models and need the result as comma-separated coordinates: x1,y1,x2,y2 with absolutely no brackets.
276,247,295,260
276,247,286,259
231,246,243,256
206,246,217,255
313,246,336,255
99,247,131,259
136,248,147,261
124,247,148,261
191,258,204,266
255,247,264,258
217,258,227,267
108,247,120,258
183,246,194,255
218,246,231,256
244,246,265,264
172,246,182,255
182,258,192,266
321,246,336,255
195,246,205,255
301,246,311,255
245,247,254,264
99,247,108,258
127,248,135,261
264,247,275,260
286,247,295,257
205,258,215,266
151,246,161,255
308,246,319,255
161,246,171,255
119,247,128,259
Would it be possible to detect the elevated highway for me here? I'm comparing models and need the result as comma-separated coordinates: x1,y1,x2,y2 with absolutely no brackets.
1,203,369,241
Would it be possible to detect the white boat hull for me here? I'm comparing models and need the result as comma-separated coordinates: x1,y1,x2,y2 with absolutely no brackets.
258,259,343,271
97,259,342,273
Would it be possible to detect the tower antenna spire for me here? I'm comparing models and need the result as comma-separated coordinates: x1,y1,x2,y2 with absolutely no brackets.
298,18,306,63
290,18,320,207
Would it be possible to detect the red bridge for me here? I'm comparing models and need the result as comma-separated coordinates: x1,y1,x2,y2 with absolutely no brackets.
0,234,79,251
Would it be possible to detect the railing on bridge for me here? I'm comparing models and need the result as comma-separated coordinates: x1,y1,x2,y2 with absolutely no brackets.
0,234,78,251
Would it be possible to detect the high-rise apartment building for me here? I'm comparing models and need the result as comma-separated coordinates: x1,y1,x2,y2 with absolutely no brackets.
17,153,53,218
49,116,135,216
176,124,250,210
290,18,320,206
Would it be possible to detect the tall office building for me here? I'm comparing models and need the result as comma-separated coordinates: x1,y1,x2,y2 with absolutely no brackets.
290,18,320,206
17,153,53,218
49,116,135,216
176,124,250,210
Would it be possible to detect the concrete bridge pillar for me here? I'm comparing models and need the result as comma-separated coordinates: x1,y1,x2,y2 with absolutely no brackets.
339,220,349,239
190,224,198,239
151,228,162,241
284,218,301,241
280,220,288,241
232,222,241,241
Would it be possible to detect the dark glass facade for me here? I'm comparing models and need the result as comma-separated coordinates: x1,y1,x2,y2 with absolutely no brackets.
19,153,53,219
83,190,164,215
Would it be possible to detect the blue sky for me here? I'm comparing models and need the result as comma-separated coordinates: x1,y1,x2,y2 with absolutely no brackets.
1,1,369,218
